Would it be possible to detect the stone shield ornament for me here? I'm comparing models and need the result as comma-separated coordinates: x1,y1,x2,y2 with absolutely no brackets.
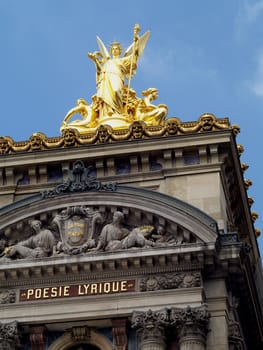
53,206,103,254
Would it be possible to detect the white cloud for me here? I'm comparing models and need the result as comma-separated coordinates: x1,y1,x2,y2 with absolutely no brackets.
250,51,263,97
138,42,219,84
244,0,263,23
235,0,263,42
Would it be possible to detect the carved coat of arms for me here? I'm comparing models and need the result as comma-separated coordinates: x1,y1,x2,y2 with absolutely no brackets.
52,206,102,254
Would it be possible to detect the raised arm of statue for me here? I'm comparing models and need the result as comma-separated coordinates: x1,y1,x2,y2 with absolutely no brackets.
124,27,150,61
123,25,150,81
87,51,104,86
87,51,103,71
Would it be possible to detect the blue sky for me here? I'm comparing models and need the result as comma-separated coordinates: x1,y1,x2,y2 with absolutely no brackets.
1,0,263,254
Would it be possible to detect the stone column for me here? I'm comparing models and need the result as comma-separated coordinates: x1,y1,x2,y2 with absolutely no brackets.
112,318,128,350
0,321,22,350
29,325,46,350
170,305,209,350
131,309,169,350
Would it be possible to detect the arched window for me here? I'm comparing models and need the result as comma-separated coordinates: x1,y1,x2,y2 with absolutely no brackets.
67,345,100,350
48,329,113,350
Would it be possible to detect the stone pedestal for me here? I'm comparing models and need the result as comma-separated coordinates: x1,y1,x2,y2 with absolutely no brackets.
170,305,209,350
132,309,169,350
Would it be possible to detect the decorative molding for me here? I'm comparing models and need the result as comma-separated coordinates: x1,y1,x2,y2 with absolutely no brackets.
0,181,219,239
170,305,209,342
131,309,169,344
0,289,16,304
218,232,239,245
0,201,215,262
52,206,103,255
48,328,112,350
0,260,204,289
140,272,201,291
0,115,235,155
41,160,116,198
0,321,22,350
70,326,91,342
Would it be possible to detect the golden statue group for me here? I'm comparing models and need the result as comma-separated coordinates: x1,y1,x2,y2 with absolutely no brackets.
61,24,168,133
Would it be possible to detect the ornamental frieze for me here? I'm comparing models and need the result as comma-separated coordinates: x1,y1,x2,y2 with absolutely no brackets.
0,115,238,155
139,272,201,291
41,160,117,198
0,202,195,261
0,321,22,350
0,290,16,304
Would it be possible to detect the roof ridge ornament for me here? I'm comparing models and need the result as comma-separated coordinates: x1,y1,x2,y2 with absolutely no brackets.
41,160,116,198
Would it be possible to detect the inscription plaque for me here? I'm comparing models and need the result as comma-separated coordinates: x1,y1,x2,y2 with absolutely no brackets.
20,279,136,302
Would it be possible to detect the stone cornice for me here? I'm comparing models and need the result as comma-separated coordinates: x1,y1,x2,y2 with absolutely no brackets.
0,243,213,287
0,128,234,166
0,115,236,156
0,238,242,288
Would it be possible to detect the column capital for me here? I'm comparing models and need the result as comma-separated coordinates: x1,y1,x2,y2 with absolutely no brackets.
132,308,169,345
0,321,22,350
170,305,209,342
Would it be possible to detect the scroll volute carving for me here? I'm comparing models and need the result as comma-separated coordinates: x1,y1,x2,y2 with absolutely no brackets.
132,309,169,343
170,305,210,341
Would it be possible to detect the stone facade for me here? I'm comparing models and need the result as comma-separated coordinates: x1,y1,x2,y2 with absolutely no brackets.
0,120,262,349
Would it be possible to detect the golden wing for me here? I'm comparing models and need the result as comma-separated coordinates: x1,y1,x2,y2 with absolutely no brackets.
96,36,110,61
124,31,151,57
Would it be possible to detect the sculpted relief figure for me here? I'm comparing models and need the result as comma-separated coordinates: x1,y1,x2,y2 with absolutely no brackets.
94,211,155,251
0,206,192,261
61,97,100,132
121,226,155,249
94,211,129,251
61,25,168,134
135,88,168,125
52,209,157,254
152,224,179,245
2,220,56,260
